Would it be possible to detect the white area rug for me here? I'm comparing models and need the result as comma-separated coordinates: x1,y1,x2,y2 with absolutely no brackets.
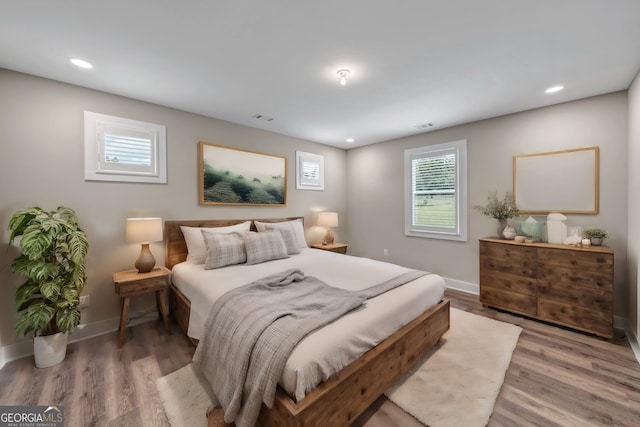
157,363,219,427
385,308,522,426
156,308,521,427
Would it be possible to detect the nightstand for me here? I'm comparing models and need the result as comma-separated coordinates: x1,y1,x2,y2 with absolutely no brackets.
310,243,348,254
113,266,171,347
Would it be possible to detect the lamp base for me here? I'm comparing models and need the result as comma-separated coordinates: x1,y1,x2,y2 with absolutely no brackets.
135,243,156,273
322,228,335,245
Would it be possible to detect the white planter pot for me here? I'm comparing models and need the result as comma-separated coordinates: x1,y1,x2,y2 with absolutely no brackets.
34,332,68,368
590,237,603,246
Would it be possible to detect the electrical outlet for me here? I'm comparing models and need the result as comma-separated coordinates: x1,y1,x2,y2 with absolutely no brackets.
383,249,389,256
79,295,90,308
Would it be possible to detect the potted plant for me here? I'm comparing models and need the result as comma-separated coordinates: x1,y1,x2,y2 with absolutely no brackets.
584,228,608,246
8,206,89,368
473,191,520,238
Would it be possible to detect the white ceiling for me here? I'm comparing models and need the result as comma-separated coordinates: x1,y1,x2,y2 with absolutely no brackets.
2,1,640,149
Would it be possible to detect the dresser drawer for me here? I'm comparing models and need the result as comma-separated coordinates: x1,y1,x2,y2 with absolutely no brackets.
537,299,613,338
537,248,613,272
537,265,613,292
480,241,537,265
480,287,536,316
537,281,612,311
480,271,536,295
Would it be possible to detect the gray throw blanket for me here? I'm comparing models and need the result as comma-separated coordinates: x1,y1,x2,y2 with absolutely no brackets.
193,268,426,427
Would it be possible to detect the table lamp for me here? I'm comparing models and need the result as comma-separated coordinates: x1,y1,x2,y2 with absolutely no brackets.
126,217,163,273
317,212,338,245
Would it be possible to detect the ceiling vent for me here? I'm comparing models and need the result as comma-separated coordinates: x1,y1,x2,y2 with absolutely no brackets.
252,113,274,122
414,122,435,129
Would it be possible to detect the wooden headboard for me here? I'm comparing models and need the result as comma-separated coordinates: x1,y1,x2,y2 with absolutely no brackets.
164,217,304,269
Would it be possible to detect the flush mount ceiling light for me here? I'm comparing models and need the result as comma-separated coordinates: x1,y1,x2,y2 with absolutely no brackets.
70,58,93,69
337,69,350,86
346,137,354,143
545,85,564,94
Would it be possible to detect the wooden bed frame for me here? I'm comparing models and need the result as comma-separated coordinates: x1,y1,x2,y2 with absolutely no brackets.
165,218,450,427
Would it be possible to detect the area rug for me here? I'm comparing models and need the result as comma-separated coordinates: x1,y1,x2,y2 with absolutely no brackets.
385,308,521,427
156,308,521,427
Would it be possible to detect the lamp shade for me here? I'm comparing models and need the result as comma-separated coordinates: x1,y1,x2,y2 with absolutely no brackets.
126,218,163,243
317,212,338,228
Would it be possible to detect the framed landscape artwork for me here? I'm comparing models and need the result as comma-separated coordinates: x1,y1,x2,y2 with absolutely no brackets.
199,141,287,206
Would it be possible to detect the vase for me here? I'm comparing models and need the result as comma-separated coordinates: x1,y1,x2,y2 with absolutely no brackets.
496,219,508,239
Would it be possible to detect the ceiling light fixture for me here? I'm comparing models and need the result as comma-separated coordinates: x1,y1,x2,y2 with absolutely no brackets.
545,85,564,94
346,138,354,143
70,58,93,69
337,69,350,86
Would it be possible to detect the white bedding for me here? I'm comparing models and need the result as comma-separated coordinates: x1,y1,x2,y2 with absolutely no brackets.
172,247,445,401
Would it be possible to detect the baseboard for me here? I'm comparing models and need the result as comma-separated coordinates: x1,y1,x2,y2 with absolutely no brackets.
625,323,640,364
614,315,626,332
444,277,479,295
0,310,158,369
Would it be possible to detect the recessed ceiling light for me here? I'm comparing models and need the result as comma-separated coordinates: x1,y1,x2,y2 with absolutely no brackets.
346,138,354,143
70,58,93,69
545,85,564,94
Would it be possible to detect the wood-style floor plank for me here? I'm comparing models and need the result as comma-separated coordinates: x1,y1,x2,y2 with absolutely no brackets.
0,289,639,426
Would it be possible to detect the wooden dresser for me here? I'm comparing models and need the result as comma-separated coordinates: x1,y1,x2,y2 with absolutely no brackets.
479,237,614,338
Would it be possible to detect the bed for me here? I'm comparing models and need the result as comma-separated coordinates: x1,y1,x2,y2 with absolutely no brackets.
165,217,450,427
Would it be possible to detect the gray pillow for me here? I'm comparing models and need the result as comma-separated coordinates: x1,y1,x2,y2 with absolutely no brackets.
243,230,289,265
264,222,300,255
254,219,307,249
201,230,247,269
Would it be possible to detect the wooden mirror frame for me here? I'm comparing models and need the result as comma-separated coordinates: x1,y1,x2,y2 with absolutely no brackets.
513,147,599,214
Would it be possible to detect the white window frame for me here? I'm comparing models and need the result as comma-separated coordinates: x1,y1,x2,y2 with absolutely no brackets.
296,150,324,191
404,139,467,241
84,111,167,183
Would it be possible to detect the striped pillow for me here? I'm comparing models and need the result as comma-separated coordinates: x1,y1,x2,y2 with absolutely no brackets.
201,230,247,269
181,221,251,264
254,219,307,249
264,222,301,254
243,230,289,265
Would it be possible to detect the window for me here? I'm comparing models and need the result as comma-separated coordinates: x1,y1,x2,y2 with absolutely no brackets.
84,111,167,183
296,151,324,191
405,140,467,241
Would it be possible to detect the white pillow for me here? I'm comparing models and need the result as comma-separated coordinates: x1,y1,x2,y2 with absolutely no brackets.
243,230,289,265
202,230,247,269
180,221,251,264
254,219,307,249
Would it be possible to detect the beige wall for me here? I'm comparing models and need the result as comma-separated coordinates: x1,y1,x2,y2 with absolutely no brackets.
1,68,634,357
347,92,629,319
0,69,348,350
628,70,640,341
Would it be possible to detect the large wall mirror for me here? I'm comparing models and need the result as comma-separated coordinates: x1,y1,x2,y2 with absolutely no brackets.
513,147,599,214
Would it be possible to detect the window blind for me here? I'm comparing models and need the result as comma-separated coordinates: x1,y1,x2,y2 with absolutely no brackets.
412,152,456,229
104,133,152,166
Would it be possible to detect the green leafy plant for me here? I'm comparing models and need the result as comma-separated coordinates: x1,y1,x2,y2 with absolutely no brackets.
473,191,520,220
584,228,608,240
8,206,89,336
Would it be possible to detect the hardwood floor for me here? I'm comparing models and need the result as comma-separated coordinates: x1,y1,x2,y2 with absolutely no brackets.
1,289,639,426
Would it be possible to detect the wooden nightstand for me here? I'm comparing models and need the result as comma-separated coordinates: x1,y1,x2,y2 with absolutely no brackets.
113,266,171,347
311,243,348,254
